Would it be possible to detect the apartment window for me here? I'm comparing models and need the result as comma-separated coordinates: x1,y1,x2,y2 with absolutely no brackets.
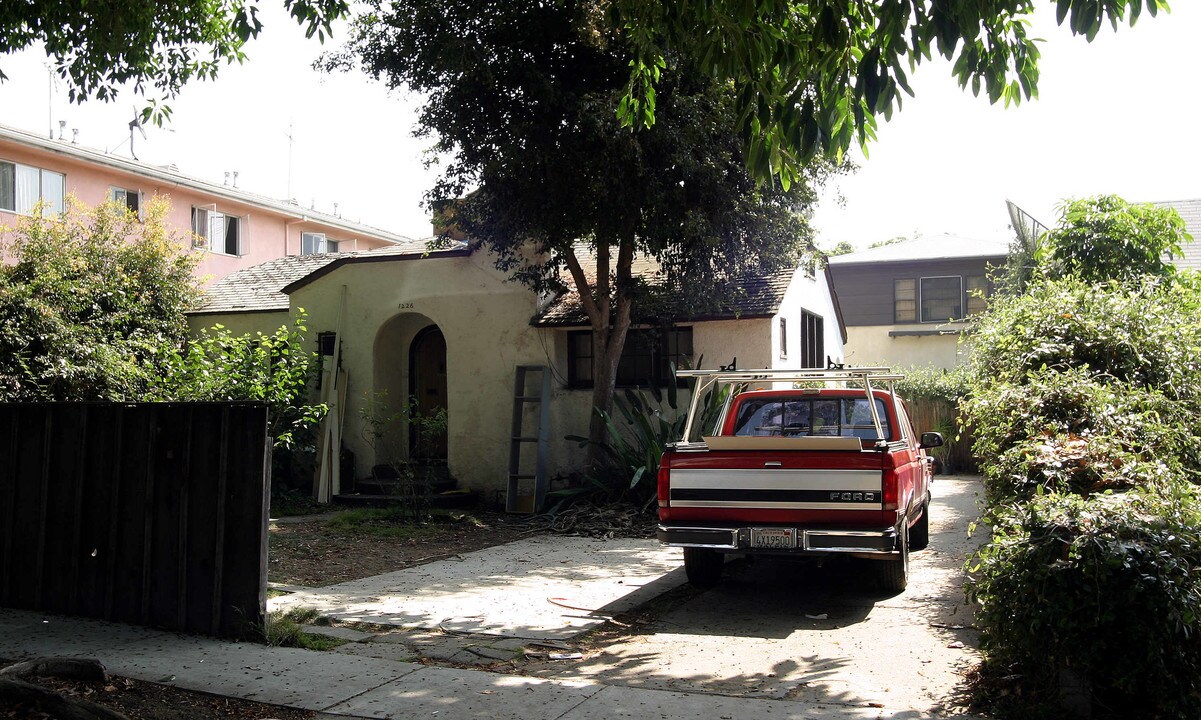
302,232,340,255
779,317,788,359
920,276,963,322
567,327,693,388
966,275,990,315
192,207,241,255
109,187,140,218
894,279,917,323
0,160,65,215
800,310,825,368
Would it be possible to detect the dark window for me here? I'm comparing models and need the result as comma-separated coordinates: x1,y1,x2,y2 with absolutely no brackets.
894,279,917,323
110,187,140,217
779,317,787,358
567,327,693,388
800,310,824,368
191,207,241,255
732,397,892,440
966,275,989,315
920,276,962,322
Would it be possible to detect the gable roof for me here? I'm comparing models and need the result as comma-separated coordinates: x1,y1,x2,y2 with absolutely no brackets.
190,254,342,315
533,257,817,327
1154,199,1201,271
0,122,412,246
190,238,473,314
827,233,1011,266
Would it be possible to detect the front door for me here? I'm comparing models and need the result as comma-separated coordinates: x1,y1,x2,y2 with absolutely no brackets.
409,326,448,459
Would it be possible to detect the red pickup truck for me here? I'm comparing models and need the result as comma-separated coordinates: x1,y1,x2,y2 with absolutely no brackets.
656,367,942,592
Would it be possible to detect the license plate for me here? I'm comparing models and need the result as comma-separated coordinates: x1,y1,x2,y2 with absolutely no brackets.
750,528,797,549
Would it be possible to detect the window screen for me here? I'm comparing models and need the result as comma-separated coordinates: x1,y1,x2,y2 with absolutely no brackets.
920,276,962,322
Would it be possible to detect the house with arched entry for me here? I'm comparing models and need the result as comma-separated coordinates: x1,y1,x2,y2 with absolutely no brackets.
189,240,846,505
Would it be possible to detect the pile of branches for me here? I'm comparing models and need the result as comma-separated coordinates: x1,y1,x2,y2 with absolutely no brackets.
520,501,657,538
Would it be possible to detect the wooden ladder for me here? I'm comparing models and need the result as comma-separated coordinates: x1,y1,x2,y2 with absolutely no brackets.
506,365,551,513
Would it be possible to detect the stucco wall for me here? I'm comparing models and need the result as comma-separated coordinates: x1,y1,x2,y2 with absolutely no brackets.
841,324,972,370
0,137,395,282
771,265,846,369
287,252,554,495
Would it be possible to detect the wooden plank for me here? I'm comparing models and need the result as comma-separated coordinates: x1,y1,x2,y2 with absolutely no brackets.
109,407,150,625
0,408,18,605
210,406,230,635
7,406,47,609
102,410,125,620
33,408,52,608
183,405,221,634
77,405,118,619
67,406,88,615
176,407,194,630
218,404,269,637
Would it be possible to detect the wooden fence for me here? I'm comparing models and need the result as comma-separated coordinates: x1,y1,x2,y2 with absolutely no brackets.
0,402,270,638
905,397,977,474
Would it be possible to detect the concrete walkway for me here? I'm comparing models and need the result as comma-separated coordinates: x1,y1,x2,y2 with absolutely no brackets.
268,536,684,639
0,607,892,719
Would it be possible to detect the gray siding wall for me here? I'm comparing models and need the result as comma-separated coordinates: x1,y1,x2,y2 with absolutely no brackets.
829,258,1001,327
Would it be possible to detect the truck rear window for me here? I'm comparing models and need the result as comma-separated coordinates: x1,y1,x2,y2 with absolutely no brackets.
731,397,892,440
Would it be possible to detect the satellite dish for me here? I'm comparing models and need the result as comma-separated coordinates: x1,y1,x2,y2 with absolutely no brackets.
1005,199,1049,252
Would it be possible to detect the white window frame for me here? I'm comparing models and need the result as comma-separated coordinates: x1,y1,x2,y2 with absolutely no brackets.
191,206,242,256
301,231,340,255
919,275,964,323
109,186,142,220
0,159,65,215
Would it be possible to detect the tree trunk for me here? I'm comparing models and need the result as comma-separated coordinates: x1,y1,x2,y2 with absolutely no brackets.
563,236,635,470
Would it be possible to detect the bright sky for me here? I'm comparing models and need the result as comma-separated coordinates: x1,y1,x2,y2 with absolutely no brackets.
0,4,1197,246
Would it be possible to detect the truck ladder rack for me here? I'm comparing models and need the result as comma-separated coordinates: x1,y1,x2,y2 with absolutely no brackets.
677,365,905,445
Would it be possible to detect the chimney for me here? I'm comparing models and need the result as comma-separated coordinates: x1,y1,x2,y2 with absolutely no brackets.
57,121,66,141
71,129,79,144
232,171,239,188
333,202,339,217
223,172,230,186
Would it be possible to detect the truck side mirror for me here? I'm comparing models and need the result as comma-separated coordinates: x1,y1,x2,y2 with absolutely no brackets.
919,432,944,449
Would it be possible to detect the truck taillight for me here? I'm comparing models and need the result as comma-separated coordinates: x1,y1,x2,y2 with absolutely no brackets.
657,462,671,508
882,469,898,511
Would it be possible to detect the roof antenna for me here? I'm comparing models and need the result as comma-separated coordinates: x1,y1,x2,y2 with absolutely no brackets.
128,107,147,160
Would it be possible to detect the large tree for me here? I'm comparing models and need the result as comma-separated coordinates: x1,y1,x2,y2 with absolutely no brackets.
330,0,841,452
0,0,348,122
611,0,1172,186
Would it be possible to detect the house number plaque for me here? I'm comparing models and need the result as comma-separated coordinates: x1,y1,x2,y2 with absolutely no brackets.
398,302,414,309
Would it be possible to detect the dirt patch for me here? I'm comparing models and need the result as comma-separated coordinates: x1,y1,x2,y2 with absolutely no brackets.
268,510,542,587
0,662,314,720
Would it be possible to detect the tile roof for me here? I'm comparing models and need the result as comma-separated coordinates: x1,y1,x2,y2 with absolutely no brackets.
191,238,473,314
1155,199,1201,271
533,256,798,327
191,254,342,314
827,233,1011,266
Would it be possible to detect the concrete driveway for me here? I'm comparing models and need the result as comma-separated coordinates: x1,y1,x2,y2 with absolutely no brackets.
273,476,985,718
523,475,985,717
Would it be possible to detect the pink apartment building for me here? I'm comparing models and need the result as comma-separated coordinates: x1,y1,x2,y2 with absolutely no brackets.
0,123,409,281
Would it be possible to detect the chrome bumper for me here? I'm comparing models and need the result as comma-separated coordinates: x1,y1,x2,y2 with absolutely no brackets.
657,524,899,554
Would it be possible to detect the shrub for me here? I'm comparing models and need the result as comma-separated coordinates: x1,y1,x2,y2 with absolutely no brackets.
970,277,1201,398
1038,195,1188,285
0,198,200,400
964,367,1201,503
967,488,1201,718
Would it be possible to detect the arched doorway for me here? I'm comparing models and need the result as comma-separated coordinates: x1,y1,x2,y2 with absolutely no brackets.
408,325,448,460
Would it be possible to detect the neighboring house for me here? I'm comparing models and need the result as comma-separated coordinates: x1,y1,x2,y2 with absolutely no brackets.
190,244,846,498
0,122,408,282
1156,199,1201,270
827,234,1010,370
